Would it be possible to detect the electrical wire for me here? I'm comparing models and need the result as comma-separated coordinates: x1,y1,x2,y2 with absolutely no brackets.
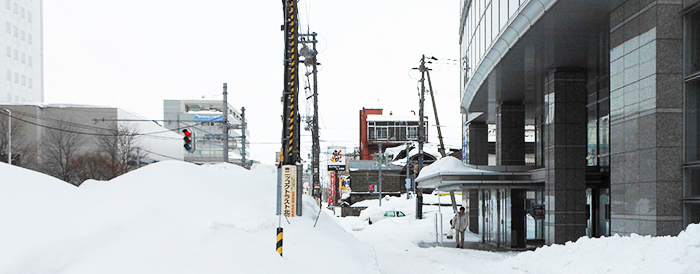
0,110,197,138
140,148,182,161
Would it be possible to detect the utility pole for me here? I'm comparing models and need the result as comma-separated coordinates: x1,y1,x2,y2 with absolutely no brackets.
406,142,410,199
223,83,229,163
426,68,446,157
136,147,141,168
300,32,320,198
416,55,427,219
3,108,10,165
241,107,247,168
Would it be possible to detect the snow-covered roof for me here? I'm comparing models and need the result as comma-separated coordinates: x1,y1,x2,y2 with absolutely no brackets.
366,114,420,122
383,141,444,166
415,157,537,190
416,157,494,181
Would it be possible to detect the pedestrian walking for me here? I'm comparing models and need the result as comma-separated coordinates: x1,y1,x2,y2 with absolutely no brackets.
451,206,469,248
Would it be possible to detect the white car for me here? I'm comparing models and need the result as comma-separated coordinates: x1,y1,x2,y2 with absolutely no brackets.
367,210,406,225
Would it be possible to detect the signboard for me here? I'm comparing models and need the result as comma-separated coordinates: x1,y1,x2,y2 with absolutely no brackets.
327,146,346,171
329,171,336,206
281,165,297,217
533,204,545,220
194,115,224,122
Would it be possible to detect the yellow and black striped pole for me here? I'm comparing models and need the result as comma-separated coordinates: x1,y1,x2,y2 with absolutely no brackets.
276,227,283,256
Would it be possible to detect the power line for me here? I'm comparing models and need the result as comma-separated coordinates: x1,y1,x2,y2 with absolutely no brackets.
140,148,182,161
0,111,189,138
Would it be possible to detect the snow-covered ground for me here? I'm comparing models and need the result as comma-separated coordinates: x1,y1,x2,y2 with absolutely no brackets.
1,161,699,273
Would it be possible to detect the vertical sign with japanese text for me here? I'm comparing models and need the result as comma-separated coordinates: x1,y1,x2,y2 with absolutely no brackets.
329,171,336,206
282,165,297,217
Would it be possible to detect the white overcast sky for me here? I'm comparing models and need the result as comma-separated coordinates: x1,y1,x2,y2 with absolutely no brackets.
43,0,460,165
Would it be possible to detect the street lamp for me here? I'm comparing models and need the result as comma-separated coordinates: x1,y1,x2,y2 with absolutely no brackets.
2,108,10,165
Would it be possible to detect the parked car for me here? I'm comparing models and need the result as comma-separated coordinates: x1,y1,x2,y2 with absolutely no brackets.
367,210,406,225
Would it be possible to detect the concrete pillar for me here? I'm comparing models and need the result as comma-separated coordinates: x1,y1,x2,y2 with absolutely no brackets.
466,121,489,165
543,69,588,245
468,189,479,233
609,0,684,236
496,103,525,166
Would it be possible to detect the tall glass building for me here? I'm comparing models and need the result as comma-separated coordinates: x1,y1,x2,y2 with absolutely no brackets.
422,0,697,246
0,0,42,103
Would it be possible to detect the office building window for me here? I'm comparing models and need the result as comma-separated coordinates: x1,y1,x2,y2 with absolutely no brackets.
4,0,8,9
13,25,17,37
13,72,17,83
21,52,24,63
28,78,31,88
20,7,23,18
5,45,9,57
28,55,31,66
12,2,16,13
27,33,31,45
21,75,24,86
688,10,700,76
687,80,700,162
27,12,31,22
20,30,24,41
5,22,9,33
6,69,10,80
13,49,17,60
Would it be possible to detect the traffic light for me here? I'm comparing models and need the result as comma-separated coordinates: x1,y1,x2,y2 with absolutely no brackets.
182,128,195,152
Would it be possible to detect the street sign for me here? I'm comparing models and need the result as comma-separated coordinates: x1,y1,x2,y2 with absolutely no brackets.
281,165,297,217
193,115,224,122
329,171,336,206
327,147,346,171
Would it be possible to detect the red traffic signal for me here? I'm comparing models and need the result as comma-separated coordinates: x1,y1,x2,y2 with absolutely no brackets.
182,129,195,152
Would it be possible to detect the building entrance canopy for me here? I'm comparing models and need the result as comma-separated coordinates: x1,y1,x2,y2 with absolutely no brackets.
415,157,541,191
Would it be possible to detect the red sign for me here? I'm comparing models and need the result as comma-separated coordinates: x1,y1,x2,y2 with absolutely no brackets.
329,171,336,206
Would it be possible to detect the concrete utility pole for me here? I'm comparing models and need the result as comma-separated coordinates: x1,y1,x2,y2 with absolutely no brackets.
406,142,410,199
426,68,446,157
300,32,320,198
136,147,141,168
241,107,247,168
3,108,10,165
223,83,229,163
419,55,426,174
416,55,427,219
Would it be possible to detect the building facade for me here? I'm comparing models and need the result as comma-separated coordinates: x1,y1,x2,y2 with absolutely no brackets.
163,100,249,164
359,108,428,160
0,103,183,183
458,0,696,246
0,0,42,103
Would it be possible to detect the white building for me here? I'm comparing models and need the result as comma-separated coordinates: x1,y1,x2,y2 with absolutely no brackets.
163,100,249,164
0,0,42,103
0,103,183,184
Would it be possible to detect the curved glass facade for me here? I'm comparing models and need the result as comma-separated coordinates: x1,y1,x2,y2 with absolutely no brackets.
460,0,526,89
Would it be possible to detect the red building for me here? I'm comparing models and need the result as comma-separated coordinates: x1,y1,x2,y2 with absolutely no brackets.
359,108,427,160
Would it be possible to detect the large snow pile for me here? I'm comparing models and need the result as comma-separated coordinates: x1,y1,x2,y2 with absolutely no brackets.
0,161,379,274
507,224,700,274
339,193,700,274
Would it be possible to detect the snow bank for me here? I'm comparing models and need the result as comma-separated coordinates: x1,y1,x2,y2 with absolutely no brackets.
508,225,700,274
0,161,379,274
